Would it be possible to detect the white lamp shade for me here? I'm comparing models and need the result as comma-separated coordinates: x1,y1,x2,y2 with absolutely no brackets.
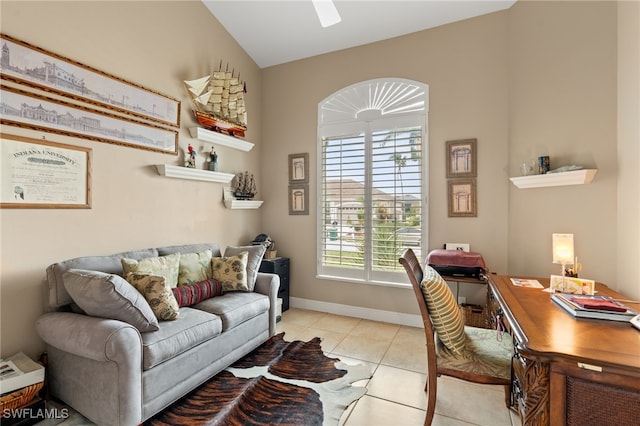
552,233,574,264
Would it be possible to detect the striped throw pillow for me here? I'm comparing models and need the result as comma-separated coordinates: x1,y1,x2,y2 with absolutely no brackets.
172,279,223,307
421,266,466,354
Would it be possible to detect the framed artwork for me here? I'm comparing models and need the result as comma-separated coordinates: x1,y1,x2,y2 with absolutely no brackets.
1,133,91,209
288,153,309,183
446,138,477,178
288,184,309,215
448,179,477,217
1,85,178,154
0,34,180,128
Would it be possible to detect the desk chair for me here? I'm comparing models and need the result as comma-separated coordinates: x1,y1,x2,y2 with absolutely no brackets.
399,248,512,425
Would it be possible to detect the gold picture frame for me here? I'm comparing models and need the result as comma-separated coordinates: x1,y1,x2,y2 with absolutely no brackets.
1,133,91,209
446,139,477,178
448,179,476,217
0,33,180,128
1,85,178,154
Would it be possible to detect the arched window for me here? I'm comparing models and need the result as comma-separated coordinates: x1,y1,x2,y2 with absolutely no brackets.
317,78,429,286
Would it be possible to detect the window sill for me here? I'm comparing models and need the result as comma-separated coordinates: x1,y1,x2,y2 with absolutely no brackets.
315,274,411,289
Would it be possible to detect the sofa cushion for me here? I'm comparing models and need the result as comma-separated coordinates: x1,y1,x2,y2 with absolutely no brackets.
224,245,266,291
172,279,224,307
125,273,180,321
63,269,159,332
194,292,269,331
157,243,221,258
121,253,180,288
211,251,249,292
141,307,222,370
46,248,159,310
178,249,213,285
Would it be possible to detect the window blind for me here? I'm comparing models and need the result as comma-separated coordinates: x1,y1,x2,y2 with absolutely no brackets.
319,125,423,284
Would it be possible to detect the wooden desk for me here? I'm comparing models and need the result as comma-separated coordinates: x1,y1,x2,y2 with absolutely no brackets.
488,275,640,425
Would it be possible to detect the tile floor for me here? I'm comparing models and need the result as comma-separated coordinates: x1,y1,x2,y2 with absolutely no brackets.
277,308,520,426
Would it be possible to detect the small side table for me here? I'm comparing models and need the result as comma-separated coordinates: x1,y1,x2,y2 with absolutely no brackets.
259,257,290,312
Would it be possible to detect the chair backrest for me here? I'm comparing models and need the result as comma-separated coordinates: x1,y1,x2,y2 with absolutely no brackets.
399,249,437,366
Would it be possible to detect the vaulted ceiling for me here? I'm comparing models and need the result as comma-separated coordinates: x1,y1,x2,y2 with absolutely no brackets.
203,1,517,68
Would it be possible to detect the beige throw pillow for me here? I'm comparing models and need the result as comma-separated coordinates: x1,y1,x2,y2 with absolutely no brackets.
211,251,249,292
121,253,180,288
126,273,179,321
224,245,266,291
178,249,213,285
421,266,466,354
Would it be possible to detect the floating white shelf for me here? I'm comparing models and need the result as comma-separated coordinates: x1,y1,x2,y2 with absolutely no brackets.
189,127,254,152
224,199,264,209
510,169,598,189
155,164,234,183
223,187,263,209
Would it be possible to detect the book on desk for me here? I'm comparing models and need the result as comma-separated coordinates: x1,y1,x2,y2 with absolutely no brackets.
551,293,639,322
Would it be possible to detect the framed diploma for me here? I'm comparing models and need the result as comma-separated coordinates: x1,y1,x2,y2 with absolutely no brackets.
1,134,92,208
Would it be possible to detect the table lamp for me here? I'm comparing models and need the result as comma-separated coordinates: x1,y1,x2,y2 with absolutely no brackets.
552,233,574,292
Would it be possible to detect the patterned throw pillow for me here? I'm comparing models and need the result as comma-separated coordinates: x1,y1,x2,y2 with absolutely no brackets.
224,245,266,291
421,266,466,354
121,253,180,288
178,250,213,285
172,279,223,307
211,251,249,292
126,273,179,321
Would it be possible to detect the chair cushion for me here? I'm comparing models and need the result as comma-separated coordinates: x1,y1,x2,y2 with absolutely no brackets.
421,266,466,354
436,326,513,381
193,292,269,331
63,269,159,332
141,307,222,370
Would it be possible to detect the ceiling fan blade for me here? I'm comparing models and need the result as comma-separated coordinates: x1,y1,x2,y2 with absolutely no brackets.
312,0,342,28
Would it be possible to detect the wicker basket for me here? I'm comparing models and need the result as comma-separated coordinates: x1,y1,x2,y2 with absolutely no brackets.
460,304,490,329
0,381,44,411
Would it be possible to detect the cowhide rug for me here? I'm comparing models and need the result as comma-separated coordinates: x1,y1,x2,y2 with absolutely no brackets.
144,333,371,426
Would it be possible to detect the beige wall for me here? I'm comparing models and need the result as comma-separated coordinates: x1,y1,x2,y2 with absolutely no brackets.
0,0,263,359
1,1,636,359
507,1,618,284
261,10,510,314
261,1,626,312
617,0,640,301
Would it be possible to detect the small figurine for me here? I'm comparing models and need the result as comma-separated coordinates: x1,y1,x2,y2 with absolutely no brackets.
208,146,218,171
185,144,197,168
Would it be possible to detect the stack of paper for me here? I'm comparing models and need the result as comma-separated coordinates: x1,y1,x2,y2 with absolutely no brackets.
0,352,45,395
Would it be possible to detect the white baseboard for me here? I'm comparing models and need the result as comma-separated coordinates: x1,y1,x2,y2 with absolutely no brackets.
289,297,424,328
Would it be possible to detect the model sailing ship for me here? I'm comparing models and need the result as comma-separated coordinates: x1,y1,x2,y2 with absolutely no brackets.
184,62,247,137
232,171,257,200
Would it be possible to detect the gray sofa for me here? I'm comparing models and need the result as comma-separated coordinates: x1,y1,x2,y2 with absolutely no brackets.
35,243,280,426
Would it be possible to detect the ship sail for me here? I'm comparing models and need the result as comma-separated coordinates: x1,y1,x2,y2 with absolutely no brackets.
194,90,213,108
184,75,211,97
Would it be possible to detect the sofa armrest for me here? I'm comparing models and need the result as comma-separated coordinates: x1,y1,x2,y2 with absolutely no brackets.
36,312,142,362
36,312,143,426
254,272,280,336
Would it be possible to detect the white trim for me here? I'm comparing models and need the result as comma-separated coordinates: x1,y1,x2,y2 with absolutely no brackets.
289,297,424,328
